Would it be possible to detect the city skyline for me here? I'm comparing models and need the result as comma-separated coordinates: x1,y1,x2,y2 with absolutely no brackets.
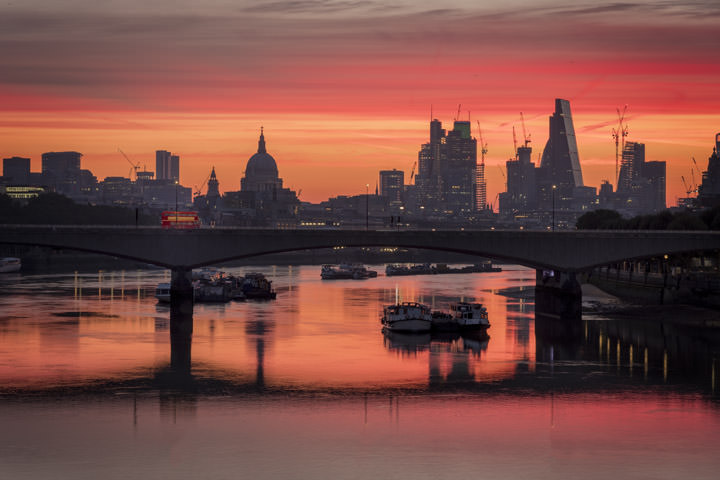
1,1,719,205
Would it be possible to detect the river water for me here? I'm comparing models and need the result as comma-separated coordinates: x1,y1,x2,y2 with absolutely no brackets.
1,265,718,479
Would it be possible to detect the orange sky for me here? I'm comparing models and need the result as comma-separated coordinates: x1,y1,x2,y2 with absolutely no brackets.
1,1,719,206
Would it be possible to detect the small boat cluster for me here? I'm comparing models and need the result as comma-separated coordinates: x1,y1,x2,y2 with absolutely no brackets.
155,268,276,303
321,264,378,280
381,301,489,333
0,257,21,273
386,262,501,276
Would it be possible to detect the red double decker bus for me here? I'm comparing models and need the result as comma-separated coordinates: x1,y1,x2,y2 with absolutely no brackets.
161,211,200,229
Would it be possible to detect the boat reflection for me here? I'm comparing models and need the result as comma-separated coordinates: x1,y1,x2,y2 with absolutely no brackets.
382,328,489,357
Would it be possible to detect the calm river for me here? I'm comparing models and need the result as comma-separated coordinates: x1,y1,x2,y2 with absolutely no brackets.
1,265,718,479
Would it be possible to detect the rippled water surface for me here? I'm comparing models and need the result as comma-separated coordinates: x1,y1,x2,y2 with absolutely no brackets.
0,265,718,479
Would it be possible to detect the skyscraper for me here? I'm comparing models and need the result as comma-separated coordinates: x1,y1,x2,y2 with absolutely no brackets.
416,118,445,212
618,141,645,194
379,169,404,204
499,144,537,214
537,99,583,211
170,155,180,182
441,121,477,215
155,150,171,181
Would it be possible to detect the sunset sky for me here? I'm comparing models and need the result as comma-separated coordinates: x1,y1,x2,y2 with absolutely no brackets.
1,1,719,206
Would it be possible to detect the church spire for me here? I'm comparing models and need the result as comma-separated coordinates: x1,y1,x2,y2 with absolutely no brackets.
258,126,267,154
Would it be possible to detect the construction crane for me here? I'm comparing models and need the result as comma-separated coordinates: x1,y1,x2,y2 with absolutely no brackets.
692,157,702,176
611,105,629,186
512,126,518,155
476,121,488,163
455,104,462,122
193,172,211,197
520,112,531,147
497,165,507,190
409,160,417,182
118,148,140,181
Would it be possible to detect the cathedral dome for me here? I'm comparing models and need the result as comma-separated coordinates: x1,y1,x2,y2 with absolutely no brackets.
245,128,278,179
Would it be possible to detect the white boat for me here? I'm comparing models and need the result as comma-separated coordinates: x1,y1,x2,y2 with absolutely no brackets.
381,302,433,333
155,282,171,303
450,302,490,330
0,257,21,273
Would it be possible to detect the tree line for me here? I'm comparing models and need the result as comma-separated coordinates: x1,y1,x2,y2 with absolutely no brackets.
576,207,720,230
0,193,157,225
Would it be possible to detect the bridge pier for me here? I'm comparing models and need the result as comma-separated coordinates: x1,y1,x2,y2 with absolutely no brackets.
170,267,194,312
535,269,582,321
170,303,193,374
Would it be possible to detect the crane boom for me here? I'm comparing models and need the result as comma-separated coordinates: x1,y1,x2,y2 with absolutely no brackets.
520,112,531,147
611,105,629,186
118,148,140,180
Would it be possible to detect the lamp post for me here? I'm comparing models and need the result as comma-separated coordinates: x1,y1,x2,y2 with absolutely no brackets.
175,180,179,224
365,184,369,231
551,184,557,232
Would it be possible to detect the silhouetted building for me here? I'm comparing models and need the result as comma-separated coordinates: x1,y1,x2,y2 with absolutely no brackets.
414,118,477,216
643,160,666,212
170,155,180,182
415,118,445,213
476,160,487,211
615,141,666,214
224,128,298,226
537,99,584,212
441,121,477,215
499,145,537,214
193,167,222,224
2,156,30,184
41,151,81,180
698,133,720,207
379,169,404,204
155,150,180,182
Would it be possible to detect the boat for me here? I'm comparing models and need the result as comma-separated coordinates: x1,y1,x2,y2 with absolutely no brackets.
321,264,377,280
435,262,502,274
430,310,457,331
381,302,433,333
450,302,490,330
385,263,434,276
0,257,21,273
155,282,171,303
194,281,233,302
241,272,277,300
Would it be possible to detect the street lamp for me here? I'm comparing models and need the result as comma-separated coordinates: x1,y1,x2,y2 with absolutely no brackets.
365,184,369,231
551,184,557,232
175,180,179,225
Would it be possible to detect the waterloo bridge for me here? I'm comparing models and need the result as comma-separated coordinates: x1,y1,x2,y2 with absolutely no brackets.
1,225,719,320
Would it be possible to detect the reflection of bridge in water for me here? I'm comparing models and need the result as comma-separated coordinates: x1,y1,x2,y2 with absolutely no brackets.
2,226,719,319
150,307,719,398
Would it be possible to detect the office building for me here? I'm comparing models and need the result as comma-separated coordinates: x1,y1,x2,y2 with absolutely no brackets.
499,145,537,214
537,99,584,211
379,169,404,204
2,157,31,184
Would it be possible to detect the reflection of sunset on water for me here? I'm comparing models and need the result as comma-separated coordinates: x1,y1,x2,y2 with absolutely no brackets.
0,266,535,390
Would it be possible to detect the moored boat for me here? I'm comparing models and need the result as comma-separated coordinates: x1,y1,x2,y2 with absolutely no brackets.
0,257,21,273
155,282,171,303
381,302,433,333
242,272,277,300
450,302,490,329
322,264,377,280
